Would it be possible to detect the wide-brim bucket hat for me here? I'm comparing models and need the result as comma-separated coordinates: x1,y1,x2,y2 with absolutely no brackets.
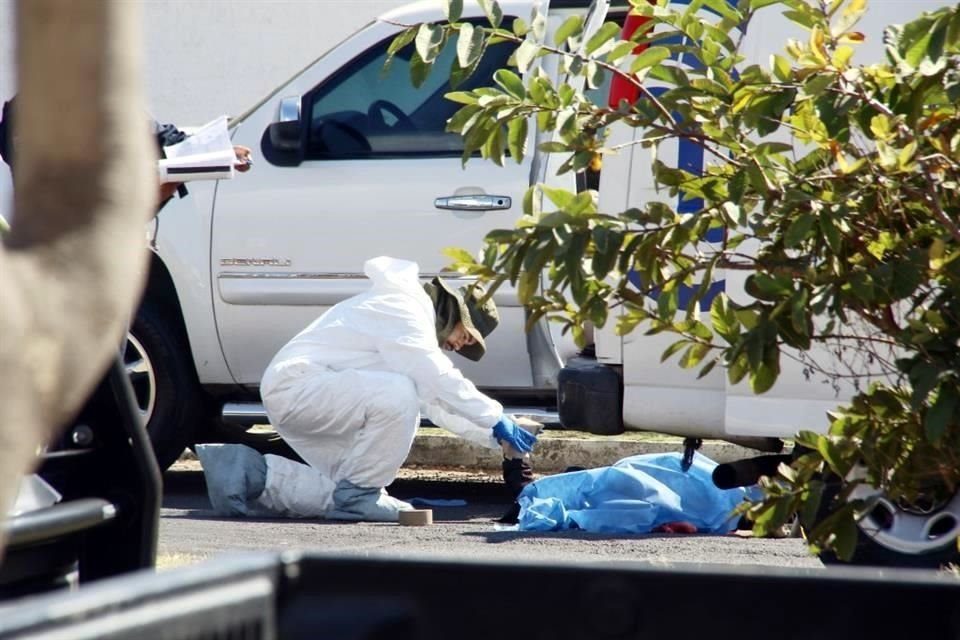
424,276,499,361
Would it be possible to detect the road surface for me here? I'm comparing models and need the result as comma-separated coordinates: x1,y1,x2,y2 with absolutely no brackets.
158,466,823,570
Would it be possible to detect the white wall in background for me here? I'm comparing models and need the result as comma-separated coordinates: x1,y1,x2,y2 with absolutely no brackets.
0,0,408,125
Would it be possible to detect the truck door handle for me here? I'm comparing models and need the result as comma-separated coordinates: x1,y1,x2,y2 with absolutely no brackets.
434,194,512,211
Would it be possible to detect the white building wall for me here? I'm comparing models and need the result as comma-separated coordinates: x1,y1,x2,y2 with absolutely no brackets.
0,0,408,125
0,0,409,218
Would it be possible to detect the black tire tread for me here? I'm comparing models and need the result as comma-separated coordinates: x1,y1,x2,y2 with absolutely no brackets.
130,303,206,471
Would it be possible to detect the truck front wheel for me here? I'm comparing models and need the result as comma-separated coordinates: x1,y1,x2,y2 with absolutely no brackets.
815,474,960,568
125,304,204,471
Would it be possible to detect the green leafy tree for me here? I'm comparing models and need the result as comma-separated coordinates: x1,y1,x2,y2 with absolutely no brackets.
394,0,960,562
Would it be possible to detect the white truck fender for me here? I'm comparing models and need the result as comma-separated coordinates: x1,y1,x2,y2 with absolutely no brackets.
149,180,235,385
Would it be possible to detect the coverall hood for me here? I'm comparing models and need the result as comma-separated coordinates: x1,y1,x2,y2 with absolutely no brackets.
423,277,499,361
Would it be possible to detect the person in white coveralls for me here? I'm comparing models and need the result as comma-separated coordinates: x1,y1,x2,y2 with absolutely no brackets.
256,256,539,522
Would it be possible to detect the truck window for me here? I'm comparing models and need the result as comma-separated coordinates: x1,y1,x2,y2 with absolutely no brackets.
305,26,514,159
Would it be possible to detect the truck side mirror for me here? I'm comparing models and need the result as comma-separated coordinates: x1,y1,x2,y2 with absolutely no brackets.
262,95,304,166
268,96,303,150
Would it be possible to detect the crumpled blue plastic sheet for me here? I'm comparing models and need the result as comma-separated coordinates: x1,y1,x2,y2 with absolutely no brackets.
517,452,760,534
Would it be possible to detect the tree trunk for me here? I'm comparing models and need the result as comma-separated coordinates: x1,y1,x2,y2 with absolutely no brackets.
0,0,153,558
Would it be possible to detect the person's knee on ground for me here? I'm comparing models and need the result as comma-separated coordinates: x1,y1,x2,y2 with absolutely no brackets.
196,444,268,516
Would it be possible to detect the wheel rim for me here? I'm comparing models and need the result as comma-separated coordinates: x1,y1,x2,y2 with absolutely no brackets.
850,482,960,556
124,332,156,425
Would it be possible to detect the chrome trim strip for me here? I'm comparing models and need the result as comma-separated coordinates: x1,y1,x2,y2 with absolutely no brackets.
221,402,558,426
218,271,468,280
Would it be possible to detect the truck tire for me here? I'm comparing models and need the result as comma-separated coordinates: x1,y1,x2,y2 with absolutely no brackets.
124,303,204,471
814,475,960,568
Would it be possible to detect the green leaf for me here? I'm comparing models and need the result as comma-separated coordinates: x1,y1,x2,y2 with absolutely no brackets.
586,22,622,55
728,356,749,385
517,269,541,304
540,185,577,209
383,28,416,77
784,213,816,248
745,273,791,301
909,362,940,407
799,479,825,530
554,15,584,46
630,46,671,73
680,343,711,369
450,39,488,88
728,169,747,204
531,11,547,42
462,119,495,162
444,0,463,22
901,16,936,70
608,40,639,64
416,23,445,63
443,246,476,264
816,438,846,476
567,191,597,215
507,118,528,163
657,285,679,318
445,91,478,106
783,8,820,30
478,0,503,28
701,0,741,22
537,141,568,153
697,359,718,380
748,89,796,136
818,212,842,254
409,51,431,88
752,495,798,534
387,26,417,57
710,294,740,343
522,185,537,215
924,389,958,442
446,103,481,135
735,309,758,330
512,17,529,37
482,123,507,166
830,507,860,561
749,359,778,394
591,228,621,279
661,339,689,363
771,53,792,82
457,23,485,68
515,39,540,73
494,69,526,99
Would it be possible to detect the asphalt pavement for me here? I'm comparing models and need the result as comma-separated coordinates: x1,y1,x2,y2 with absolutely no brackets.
158,463,823,571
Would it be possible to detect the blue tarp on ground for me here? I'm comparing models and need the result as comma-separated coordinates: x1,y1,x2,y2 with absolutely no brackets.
517,452,759,534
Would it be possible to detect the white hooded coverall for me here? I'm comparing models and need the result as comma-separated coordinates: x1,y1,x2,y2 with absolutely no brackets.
258,256,503,516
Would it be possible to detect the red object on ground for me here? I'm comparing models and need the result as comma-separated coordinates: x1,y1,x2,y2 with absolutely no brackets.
654,521,699,534
607,5,655,109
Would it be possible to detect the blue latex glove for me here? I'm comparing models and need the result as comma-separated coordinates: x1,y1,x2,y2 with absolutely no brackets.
492,415,538,454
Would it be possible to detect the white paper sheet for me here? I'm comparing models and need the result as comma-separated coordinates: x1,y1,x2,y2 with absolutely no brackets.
158,115,236,183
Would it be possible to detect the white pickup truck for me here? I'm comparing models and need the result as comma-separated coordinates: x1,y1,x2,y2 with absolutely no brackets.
119,0,955,564
0,0,946,565
135,0,600,469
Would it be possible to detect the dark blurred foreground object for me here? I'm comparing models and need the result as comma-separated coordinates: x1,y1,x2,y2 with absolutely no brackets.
2,551,960,639
0,98,11,166
0,355,162,598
